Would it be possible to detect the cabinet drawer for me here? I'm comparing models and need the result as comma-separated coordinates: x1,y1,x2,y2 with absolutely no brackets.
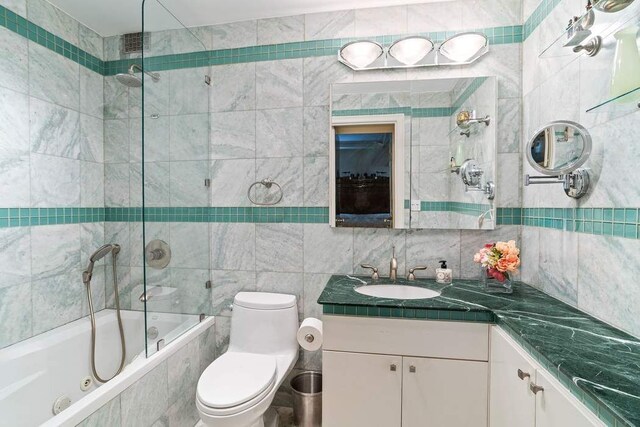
323,315,489,361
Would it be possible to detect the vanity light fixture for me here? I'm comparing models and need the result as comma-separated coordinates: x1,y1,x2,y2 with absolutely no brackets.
388,36,434,65
337,32,489,71
438,32,488,62
338,40,384,69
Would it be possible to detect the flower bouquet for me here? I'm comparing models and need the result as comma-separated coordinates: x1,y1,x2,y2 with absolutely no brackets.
473,240,520,294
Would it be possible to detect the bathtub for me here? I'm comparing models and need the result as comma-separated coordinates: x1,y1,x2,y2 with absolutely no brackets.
0,309,214,426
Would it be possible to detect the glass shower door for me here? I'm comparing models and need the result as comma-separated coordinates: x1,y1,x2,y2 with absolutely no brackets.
140,0,212,356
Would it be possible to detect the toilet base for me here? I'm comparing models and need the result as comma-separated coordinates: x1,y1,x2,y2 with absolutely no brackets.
263,407,279,427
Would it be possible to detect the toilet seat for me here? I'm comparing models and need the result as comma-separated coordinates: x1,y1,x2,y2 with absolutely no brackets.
197,352,277,416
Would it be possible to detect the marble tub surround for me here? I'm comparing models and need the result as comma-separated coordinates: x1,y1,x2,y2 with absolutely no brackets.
319,275,640,426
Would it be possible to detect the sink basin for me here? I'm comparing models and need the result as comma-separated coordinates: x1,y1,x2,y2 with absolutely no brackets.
354,284,441,300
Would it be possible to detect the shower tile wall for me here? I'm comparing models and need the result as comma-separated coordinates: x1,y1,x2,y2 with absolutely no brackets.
0,0,105,349
520,0,640,337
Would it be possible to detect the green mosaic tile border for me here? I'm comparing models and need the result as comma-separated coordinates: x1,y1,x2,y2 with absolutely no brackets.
103,25,523,75
332,77,488,119
332,106,453,118
0,5,104,74
0,207,105,227
0,207,330,227
524,0,562,40
0,4,523,77
523,207,640,239
322,304,496,322
452,76,489,109
120,207,330,223
498,323,624,426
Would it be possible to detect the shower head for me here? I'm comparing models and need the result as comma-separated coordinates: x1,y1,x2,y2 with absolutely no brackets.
90,244,119,263
116,72,142,87
115,64,160,88
84,244,120,283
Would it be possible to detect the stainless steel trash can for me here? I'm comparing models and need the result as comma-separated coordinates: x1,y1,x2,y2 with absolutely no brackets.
290,372,322,427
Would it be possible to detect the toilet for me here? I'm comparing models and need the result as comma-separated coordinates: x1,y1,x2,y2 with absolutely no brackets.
196,292,299,427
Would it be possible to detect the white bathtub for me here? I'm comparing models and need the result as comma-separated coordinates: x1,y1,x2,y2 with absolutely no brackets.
0,309,214,426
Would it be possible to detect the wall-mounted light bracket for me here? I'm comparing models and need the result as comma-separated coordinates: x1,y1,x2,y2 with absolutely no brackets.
524,168,590,198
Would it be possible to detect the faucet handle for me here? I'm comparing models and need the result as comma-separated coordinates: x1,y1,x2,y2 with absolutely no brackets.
407,266,428,281
360,264,379,280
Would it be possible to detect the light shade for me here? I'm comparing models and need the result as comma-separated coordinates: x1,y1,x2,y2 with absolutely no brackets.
339,40,383,69
388,36,434,65
439,32,488,62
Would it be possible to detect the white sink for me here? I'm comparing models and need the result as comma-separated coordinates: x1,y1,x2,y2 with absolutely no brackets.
354,284,441,300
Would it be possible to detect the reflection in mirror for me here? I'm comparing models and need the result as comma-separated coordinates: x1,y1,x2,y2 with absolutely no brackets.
524,121,592,199
527,121,591,175
335,126,392,227
330,76,497,230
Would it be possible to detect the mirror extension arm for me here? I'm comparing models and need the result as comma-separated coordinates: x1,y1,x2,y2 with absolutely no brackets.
524,169,590,199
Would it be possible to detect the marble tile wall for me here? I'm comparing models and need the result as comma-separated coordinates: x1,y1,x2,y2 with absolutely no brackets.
520,0,640,338
0,0,106,349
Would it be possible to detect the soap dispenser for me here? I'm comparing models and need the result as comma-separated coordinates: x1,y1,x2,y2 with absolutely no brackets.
435,260,453,284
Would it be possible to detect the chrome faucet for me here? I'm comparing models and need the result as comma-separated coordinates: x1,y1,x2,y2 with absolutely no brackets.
389,246,398,281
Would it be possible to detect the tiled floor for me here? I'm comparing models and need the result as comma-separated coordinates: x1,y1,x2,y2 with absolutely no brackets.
194,406,294,427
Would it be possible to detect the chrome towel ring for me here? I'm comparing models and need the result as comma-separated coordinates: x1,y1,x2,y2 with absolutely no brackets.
247,178,283,206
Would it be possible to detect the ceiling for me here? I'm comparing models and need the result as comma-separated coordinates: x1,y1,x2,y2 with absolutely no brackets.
48,0,436,37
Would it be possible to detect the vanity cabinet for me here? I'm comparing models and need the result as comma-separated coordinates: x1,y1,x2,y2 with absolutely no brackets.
322,316,489,427
489,327,603,427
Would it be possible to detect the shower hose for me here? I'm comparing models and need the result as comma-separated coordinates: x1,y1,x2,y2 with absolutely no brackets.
83,250,127,383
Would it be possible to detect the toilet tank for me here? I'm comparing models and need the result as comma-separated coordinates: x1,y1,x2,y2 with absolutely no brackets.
228,292,299,355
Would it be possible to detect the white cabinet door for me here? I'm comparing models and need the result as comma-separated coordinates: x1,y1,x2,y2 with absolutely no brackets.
402,356,489,427
489,327,536,427
323,350,402,427
534,369,603,427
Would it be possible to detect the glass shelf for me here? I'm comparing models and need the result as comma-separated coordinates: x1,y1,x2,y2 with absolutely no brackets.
586,85,640,112
539,0,640,59
447,118,490,137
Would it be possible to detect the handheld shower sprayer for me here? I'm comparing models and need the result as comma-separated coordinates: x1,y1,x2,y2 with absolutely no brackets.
83,244,120,284
83,243,126,383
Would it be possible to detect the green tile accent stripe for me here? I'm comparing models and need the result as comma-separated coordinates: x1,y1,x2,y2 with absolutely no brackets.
0,5,104,74
524,0,562,40
523,207,640,239
452,76,489,109
0,207,105,227
0,3,523,77
497,324,623,427
0,207,329,227
125,207,330,223
322,303,496,323
333,77,489,119
332,106,453,118
332,106,415,117
103,25,523,75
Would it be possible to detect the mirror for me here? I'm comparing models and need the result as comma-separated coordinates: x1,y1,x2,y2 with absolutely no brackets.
525,121,592,175
330,76,497,230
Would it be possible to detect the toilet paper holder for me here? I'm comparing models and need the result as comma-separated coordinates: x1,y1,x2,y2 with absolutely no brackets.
305,334,315,343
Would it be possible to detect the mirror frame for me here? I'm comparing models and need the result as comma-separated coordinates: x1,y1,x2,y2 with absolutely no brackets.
526,120,592,176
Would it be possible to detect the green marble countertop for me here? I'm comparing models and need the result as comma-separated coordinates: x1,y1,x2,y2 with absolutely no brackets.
318,275,640,426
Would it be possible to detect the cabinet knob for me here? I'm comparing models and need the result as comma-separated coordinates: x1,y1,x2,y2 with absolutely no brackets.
390,364,397,371
409,365,416,373
530,383,544,394
517,369,530,380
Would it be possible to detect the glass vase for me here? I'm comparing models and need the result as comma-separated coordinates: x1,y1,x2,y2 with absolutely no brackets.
610,25,640,103
481,266,513,294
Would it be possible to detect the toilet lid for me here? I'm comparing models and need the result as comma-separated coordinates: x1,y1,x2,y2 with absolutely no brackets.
197,352,277,409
